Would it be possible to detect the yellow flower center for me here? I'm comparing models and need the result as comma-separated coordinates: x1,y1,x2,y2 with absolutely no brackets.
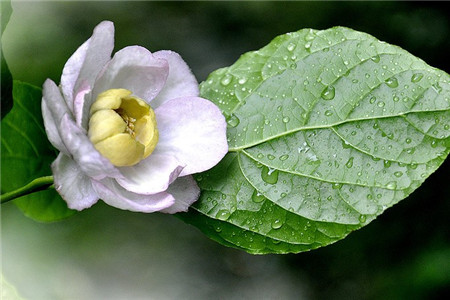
88,89,158,167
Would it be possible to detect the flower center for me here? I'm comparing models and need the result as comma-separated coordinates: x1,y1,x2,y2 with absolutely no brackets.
88,89,159,167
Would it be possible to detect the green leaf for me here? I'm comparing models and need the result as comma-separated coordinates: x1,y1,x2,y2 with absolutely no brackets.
1,81,76,222
1,0,13,118
179,27,450,254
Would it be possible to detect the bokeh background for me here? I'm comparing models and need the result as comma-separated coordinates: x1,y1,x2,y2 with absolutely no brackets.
2,1,449,299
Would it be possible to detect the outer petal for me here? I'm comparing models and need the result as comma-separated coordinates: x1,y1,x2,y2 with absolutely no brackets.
73,80,91,129
92,178,175,213
154,97,228,176
60,21,114,111
91,46,169,105
150,50,199,108
52,153,99,210
160,176,200,214
116,153,185,195
42,79,71,155
59,114,122,180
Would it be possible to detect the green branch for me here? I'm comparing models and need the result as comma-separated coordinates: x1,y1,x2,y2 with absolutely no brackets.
1,176,54,204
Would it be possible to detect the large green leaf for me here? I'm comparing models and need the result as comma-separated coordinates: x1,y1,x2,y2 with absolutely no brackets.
1,81,75,221
1,0,13,118
179,27,450,254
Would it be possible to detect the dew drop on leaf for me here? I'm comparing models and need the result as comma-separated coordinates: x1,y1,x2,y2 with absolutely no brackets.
226,114,240,127
251,190,266,203
220,74,232,86
216,209,231,221
411,73,424,83
271,219,283,229
279,154,289,161
321,85,336,100
261,166,279,184
394,171,403,177
345,157,354,168
385,77,399,88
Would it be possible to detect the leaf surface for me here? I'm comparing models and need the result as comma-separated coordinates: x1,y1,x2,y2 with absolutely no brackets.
179,27,450,254
1,81,75,222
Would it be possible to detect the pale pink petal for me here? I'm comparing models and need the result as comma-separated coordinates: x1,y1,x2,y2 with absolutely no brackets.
160,176,200,214
42,79,71,155
116,153,185,195
92,178,175,213
73,80,91,129
52,153,99,210
60,21,114,110
59,114,122,180
154,97,228,176
91,46,169,105
151,50,199,108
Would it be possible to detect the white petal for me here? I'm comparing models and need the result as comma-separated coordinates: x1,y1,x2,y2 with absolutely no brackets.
52,153,99,210
59,114,122,180
116,153,185,195
41,79,70,155
151,50,199,108
154,97,228,176
92,178,175,213
160,176,200,214
73,80,91,129
91,46,169,105
60,21,114,110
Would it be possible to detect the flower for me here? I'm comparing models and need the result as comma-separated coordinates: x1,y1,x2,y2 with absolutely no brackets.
42,21,227,213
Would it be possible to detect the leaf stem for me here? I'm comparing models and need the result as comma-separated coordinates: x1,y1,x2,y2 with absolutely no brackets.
1,176,54,204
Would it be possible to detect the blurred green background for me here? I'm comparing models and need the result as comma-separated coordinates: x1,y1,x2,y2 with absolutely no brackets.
2,1,449,299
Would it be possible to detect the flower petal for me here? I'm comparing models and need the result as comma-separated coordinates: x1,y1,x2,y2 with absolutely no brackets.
160,176,200,214
73,80,91,129
116,153,185,195
60,21,114,111
92,46,169,105
154,97,228,176
42,79,71,155
92,178,175,213
52,153,99,210
150,50,199,108
59,114,122,180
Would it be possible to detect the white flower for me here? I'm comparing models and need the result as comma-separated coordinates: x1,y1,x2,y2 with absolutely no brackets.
42,21,227,213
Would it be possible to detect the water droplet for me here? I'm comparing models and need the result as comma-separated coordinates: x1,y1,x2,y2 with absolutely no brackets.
332,183,343,189
431,140,438,148
345,157,354,168
216,209,231,220
321,85,336,100
271,219,283,229
220,75,232,86
377,101,385,108
386,181,397,190
359,215,367,223
370,55,381,63
277,105,282,112
352,79,359,83
279,154,289,161
394,171,403,177
238,78,247,85
252,190,266,203
384,160,392,168
385,77,399,88
287,42,296,51
290,63,297,69
226,114,240,127
369,96,376,104
405,138,412,144
393,96,399,102
261,166,279,184
325,110,333,116
282,116,290,123
267,154,275,160
257,153,264,159
367,194,373,200
411,73,423,83
305,42,312,50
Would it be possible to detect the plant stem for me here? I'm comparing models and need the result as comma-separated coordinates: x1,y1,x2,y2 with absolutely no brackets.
1,176,54,204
